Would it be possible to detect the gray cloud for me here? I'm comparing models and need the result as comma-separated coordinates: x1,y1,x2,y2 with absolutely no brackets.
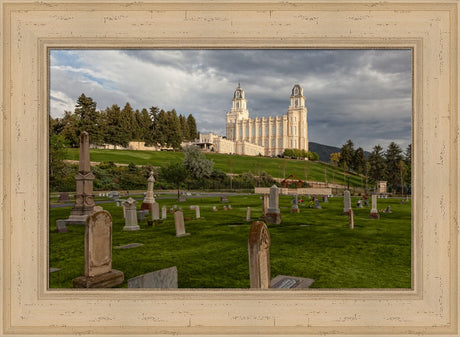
50,49,411,152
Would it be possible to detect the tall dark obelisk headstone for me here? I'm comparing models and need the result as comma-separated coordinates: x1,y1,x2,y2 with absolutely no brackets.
67,131,95,224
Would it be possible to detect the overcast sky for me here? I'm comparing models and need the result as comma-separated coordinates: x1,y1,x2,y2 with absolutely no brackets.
50,49,411,152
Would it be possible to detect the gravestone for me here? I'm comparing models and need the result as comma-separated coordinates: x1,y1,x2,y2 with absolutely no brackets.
141,171,156,211
314,199,322,209
220,196,229,203
162,206,167,219
228,205,232,210
343,190,351,215
248,221,271,289
262,194,269,215
369,194,380,219
383,205,392,213
174,210,190,237
137,210,148,222
290,195,300,213
263,185,281,224
169,208,174,213
357,200,363,208
194,205,200,219
73,210,124,288
55,219,68,233
323,195,329,203
66,131,95,224
151,202,160,220
223,206,228,211
212,206,218,212
123,197,140,231
270,275,314,289
245,207,251,221
178,195,187,202
128,266,178,289
93,206,103,213
348,208,354,229
58,192,70,202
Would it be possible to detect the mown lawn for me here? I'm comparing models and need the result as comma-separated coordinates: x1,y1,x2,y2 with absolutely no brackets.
49,194,411,289
63,148,365,187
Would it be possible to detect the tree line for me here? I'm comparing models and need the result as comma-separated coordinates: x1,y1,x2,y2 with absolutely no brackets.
330,139,411,193
49,93,198,148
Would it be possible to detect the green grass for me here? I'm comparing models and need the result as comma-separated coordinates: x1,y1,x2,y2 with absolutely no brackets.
49,195,411,289
63,148,366,188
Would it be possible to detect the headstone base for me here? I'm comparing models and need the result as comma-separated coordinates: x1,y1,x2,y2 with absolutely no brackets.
342,210,351,215
369,212,380,219
176,232,191,238
290,206,300,213
73,269,124,288
263,212,281,224
123,225,140,231
270,275,314,289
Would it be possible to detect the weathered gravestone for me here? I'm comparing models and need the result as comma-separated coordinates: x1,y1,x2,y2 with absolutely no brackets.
262,194,269,215
137,210,148,222
55,219,68,233
290,195,300,213
190,205,200,219
245,207,251,221
141,171,156,211
66,131,95,224
174,210,190,237
58,192,70,202
348,208,354,229
270,275,315,289
73,210,124,288
128,266,178,288
151,202,160,220
323,195,329,203
162,206,167,219
123,198,140,231
263,185,281,224
178,195,187,202
220,196,229,203
248,221,271,289
314,199,322,209
343,190,351,215
369,194,380,219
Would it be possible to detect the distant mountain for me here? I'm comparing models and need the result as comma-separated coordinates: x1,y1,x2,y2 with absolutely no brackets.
309,141,370,162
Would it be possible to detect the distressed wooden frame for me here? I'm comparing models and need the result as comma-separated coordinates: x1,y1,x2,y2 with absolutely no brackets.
1,1,459,336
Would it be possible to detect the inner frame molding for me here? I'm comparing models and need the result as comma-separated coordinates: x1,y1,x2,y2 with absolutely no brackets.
1,1,458,336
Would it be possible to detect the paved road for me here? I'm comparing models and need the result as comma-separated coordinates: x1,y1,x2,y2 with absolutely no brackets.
50,192,252,209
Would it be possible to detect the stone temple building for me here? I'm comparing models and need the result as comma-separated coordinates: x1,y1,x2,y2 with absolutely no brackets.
198,84,308,157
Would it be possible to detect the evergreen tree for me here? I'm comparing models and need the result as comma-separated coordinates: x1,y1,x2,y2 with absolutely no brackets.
186,114,198,140
137,108,152,141
368,144,387,182
179,114,189,141
121,102,137,141
104,104,131,147
74,94,103,144
145,106,160,146
166,109,182,149
353,147,366,174
338,139,354,171
385,142,403,191
54,111,79,147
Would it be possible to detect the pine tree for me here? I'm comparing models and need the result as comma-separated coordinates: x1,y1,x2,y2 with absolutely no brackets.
186,114,198,140
385,142,403,191
179,114,189,141
353,147,366,174
166,109,182,149
368,144,386,182
338,139,354,171
74,93,103,144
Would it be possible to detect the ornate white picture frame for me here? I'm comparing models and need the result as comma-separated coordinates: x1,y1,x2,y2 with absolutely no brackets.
1,1,458,336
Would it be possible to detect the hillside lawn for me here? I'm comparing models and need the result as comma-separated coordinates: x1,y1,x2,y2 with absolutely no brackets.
63,148,367,189
49,194,411,289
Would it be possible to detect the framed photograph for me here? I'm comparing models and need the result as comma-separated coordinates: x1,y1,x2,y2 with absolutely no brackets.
1,1,458,336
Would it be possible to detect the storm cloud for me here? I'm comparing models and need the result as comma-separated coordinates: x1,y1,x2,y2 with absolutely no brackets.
50,49,412,151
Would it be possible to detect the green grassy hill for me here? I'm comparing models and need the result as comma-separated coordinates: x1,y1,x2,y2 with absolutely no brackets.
63,148,371,190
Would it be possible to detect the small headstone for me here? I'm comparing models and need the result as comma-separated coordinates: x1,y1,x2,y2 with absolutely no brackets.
264,185,281,224
194,205,200,219
245,207,251,221
357,200,363,208
137,210,147,222
220,196,229,203
313,199,322,209
228,205,232,210
123,198,140,231
151,202,160,220
248,221,271,289
223,206,228,211
174,210,190,237
383,205,392,213
369,194,380,219
116,200,121,207
73,210,124,288
115,243,144,249
55,219,69,233
162,206,167,219
343,190,351,215
291,195,300,213
323,195,329,203
58,192,70,202
128,266,178,289
262,194,269,215
173,205,177,209
348,208,354,229
212,206,218,212
178,196,186,202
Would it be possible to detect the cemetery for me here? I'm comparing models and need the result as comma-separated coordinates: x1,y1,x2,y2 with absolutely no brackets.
49,133,411,289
